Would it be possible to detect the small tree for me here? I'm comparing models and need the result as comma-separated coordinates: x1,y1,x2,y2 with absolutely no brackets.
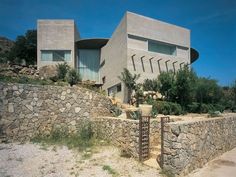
8,30,37,65
143,79,159,92
57,63,70,81
157,71,176,101
66,69,81,86
118,68,140,103
175,65,197,109
195,77,222,104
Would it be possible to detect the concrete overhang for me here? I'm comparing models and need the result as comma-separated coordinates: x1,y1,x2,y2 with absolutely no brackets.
76,38,109,49
190,48,199,63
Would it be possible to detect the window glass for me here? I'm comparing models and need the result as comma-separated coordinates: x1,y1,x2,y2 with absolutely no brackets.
41,51,53,61
78,49,100,82
108,83,122,96
41,50,71,61
148,41,176,56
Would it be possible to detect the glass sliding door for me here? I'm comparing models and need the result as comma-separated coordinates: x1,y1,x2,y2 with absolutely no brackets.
78,49,100,82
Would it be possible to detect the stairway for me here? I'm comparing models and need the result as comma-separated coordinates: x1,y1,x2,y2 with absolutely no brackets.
143,145,161,169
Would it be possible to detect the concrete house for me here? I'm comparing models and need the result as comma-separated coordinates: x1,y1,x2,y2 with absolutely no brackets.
37,11,198,102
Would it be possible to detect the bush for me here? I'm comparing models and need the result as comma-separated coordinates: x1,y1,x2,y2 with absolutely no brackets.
200,104,214,113
125,109,141,120
143,79,158,91
213,104,225,112
56,63,69,81
208,111,222,118
32,121,94,150
49,75,59,82
152,101,182,115
151,104,158,117
79,121,94,142
169,102,182,115
187,103,225,113
187,102,200,113
66,69,81,86
111,105,122,117
18,76,30,84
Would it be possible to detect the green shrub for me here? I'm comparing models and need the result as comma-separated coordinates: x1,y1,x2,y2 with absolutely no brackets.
199,103,214,113
145,96,154,105
143,79,158,91
66,69,81,86
18,76,30,83
126,109,141,120
111,105,122,117
187,102,200,113
208,111,222,118
49,75,59,82
31,121,94,150
151,104,158,117
56,63,70,81
213,104,225,112
102,165,118,176
170,102,182,115
152,101,182,115
79,121,93,142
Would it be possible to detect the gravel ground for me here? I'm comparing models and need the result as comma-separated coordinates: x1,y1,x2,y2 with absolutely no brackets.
186,147,236,177
0,143,161,177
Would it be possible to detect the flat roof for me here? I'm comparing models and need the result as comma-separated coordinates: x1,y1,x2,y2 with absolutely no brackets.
190,48,199,63
76,38,109,49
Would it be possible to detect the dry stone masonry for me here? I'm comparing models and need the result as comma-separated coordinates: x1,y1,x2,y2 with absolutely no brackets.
0,82,112,142
93,117,161,159
163,116,236,176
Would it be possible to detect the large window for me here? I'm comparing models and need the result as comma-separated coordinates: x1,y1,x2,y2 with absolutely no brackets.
41,50,71,61
78,49,100,82
108,83,122,96
148,41,176,56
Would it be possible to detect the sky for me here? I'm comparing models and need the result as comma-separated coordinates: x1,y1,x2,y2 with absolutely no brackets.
0,0,235,86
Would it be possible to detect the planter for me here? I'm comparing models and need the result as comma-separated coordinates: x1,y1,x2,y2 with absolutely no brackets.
125,108,141,120
139,104,152,117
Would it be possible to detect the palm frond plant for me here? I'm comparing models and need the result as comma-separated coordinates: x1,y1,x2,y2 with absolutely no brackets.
118,68,140,104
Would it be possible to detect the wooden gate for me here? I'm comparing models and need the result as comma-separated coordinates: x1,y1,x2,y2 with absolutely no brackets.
139,116,150,161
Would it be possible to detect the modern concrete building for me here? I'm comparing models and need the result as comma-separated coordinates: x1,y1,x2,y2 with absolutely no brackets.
37,11,198,102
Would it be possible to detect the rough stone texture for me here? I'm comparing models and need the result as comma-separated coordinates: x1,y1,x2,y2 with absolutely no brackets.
38,65,57,79
0,82,112,142
0,64,39,78
163,116,236,176
93,117,161,159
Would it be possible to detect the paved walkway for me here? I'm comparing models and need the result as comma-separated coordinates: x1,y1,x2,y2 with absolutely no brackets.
187,147,236,177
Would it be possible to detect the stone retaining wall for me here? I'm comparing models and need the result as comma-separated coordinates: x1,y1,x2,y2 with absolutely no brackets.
0,82,112,142
93,117,161,159
163,116,236,176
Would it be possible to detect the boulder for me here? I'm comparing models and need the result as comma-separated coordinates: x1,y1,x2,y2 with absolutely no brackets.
38,65,57,79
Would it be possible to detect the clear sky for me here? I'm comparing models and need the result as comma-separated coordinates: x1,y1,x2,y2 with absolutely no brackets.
0,0,235,86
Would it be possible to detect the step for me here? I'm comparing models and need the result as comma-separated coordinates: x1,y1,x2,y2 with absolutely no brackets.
150,150,160,158
143,158,161,169
150,145,161,152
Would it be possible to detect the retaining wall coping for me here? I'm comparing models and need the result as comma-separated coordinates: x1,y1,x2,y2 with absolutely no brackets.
167,114,236,125
0,82,105,96
95,116,161,123
95,116,139,123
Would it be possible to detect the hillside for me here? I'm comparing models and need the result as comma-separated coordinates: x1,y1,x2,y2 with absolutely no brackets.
0,36,14,54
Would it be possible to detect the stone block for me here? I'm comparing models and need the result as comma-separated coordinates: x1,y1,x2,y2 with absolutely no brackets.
8,103,14,113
